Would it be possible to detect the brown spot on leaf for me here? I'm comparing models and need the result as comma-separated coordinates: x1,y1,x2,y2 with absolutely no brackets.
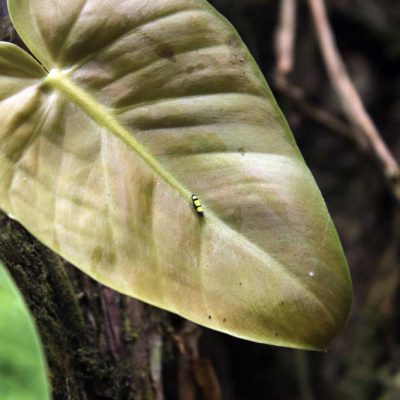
91,246,103,264
226,34,240,48
156,44,176,62
238,147,246,156
230,53,245,66
91,246,116,269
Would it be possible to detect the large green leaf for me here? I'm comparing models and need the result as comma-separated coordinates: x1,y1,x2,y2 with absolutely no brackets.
0,261,50,400
0,0,352,350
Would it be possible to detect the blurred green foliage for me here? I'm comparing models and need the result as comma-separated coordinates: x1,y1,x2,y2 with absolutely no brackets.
0,262,50,400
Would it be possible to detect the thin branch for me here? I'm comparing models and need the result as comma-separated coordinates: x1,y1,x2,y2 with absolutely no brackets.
274,0,400,199
295,351,314,400
174,322,222,400
149,332,164,400
274,0,297,78
276,78,367,147
307,0,400,198
274,0,367,152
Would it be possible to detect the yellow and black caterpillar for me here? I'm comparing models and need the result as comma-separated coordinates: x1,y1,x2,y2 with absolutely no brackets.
191,194,204,218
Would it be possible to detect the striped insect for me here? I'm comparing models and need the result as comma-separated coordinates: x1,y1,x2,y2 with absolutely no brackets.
191,194,204,218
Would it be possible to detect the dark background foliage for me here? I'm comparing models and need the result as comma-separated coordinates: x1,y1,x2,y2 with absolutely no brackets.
1,1,400,399
206,1,400,399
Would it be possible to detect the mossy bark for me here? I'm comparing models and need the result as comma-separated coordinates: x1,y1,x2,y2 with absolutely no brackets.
0,211,171,399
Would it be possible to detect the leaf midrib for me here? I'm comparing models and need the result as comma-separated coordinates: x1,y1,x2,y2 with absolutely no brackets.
45,68,190,201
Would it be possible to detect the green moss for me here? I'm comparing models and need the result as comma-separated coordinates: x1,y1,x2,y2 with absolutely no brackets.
123,318,140,343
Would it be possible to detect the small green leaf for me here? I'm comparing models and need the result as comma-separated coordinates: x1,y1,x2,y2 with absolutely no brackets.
0,0,352,349
0,261,50,400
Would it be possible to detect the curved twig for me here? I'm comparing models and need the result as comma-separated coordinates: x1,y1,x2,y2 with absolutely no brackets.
275,0,297,78
307,0,400,199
